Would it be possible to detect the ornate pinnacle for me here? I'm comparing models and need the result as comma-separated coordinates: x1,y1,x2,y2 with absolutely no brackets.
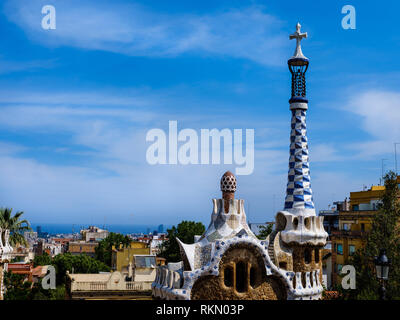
289,22,308,60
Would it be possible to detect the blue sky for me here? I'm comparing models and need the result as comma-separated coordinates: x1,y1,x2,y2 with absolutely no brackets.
0,0,399,226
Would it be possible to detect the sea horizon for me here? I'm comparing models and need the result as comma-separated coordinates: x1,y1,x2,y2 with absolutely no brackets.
29,223,171,236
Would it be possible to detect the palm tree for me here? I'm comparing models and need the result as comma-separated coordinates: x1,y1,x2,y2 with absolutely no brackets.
0,208,31,246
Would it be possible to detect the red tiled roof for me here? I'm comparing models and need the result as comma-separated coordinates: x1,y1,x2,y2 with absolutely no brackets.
8,263,32,274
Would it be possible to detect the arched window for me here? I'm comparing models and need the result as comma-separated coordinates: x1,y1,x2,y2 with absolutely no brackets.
224,266,233,287
293,217,299,230
249,266,256,288
235,261,247,293
314,248,320,263
301,272,307,288
304,248,311,264
279,261,287,270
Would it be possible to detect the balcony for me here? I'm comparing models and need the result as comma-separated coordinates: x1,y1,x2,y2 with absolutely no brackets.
319,210,339,216
331,230,368,238
67,271,153,299
72,280,152,292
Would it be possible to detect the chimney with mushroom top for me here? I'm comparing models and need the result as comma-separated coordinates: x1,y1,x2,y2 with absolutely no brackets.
220,171,237,213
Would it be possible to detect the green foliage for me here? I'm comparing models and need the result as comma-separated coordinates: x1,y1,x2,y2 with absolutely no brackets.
33,252,52,267
52,253,110,285
4,253,109,300
158,220,205,263
0,207,31,246
31,284,66,300
346,171,400,299
3,271,33,300
256,224,273,240
95,232,132,266
4,270,66,300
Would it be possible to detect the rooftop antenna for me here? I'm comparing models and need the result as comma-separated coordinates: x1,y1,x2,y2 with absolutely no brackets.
394,143,400,175
381,158,388,181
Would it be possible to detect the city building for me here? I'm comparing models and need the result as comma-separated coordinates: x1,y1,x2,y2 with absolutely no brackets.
11,246,34,263
51,237,73,253
66,271,153,300
318,200,349,237
36,226,49,239
152,24,328,300
24,231,38,246
7,263,33,282
111,242,150,274
32,265,50,284
149,234,167,255
68,241,98,258
132,255,157,282
330,178,400,286
80,226,109,242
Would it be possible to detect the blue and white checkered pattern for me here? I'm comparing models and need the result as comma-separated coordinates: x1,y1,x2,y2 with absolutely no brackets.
284,109,315,210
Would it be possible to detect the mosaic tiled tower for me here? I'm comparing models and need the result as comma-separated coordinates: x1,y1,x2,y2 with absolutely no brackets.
152,23,329,301
284,22,314,216
278,23,327,246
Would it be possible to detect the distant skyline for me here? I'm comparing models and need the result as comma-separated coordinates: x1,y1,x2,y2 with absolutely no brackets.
30,223,170,235
1,0,399,226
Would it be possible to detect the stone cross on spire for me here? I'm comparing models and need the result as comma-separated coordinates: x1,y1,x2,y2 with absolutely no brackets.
289,22,308,60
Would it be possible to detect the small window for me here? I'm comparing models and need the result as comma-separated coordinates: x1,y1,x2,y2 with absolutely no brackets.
361,223,365,232
337,264,343,272
349,245,355,256
224,266,233,287
301,272,307,288
304,217,310,229
135,256,156,268
249,267,256,288
279,262,287,270
314,249,320,263
235,261,247,293
304,248,311,264
293,218,299,230
337,244,343,255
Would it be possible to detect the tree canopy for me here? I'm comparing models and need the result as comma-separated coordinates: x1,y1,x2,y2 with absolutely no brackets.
52,253,110,284
0,207,31,246
33,252,110,285
346,171,400,299
94,232,132,266
158,220,205,263
3,271,33,300
33,252,52,267
256,224,273,240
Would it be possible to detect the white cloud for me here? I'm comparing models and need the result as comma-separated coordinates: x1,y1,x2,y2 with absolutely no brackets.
344,90,400,158
0,86,294,223
311,144,344,162
4,0,288,66
0,85,376,224
0,58,56,74
0,141,28,155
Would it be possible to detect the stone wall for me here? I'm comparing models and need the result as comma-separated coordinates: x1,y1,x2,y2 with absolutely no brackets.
190,243,286,300
291,245,323,283
275,233,293,271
